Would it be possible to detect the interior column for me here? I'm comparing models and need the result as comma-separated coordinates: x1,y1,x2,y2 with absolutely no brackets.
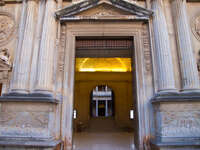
34,0,57,95
96,100,98,117
152,0,177,93
105,100,108,117
171,0,200,92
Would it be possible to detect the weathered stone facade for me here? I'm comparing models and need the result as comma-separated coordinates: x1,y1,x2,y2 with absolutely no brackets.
0,0,200,149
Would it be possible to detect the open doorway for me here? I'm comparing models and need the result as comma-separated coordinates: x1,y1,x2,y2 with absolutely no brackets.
90,85,114,117
72,36,136,150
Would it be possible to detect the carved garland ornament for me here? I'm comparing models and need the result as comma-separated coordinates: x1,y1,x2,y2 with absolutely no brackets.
0,11,16,47
192,15,200,42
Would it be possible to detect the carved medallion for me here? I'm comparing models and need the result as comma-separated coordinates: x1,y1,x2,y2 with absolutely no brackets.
192,15,200,41
0,11,16,46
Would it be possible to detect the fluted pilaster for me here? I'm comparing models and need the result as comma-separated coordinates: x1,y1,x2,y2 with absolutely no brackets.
11,0,37,94
171,0,200,91
29,0,45,92
34,0,57,95
152,0,177,93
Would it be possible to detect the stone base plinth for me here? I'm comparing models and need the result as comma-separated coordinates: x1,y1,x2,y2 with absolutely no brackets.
151,94,200,150
0,138,62,150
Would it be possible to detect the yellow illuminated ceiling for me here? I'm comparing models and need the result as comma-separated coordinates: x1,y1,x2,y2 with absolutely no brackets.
76,58,132,72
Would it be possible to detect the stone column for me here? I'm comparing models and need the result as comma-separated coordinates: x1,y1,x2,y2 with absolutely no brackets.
171,0,200,92
34,0,57,95
152,0,177,93
29,0,45,92
11,0,37,94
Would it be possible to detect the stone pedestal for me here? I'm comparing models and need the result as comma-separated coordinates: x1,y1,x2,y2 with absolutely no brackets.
151,95,200,150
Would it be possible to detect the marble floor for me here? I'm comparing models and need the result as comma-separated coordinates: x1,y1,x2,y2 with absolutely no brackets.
73,117,135,150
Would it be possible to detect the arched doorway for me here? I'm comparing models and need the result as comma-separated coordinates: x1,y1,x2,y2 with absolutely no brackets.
90,85,114,117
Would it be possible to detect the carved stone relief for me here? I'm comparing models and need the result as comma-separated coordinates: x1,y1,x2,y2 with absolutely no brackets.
0,48,11,83
192,15,200,41
0,111,50,138
142,25,152,72
0,103,54,138
154,103,200,138
77,3,132,18
57,25,66,72
0,11,16,47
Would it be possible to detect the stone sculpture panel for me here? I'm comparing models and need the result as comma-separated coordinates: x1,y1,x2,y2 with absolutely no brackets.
0,103,54,139
154,102,200,138
0,11,16,47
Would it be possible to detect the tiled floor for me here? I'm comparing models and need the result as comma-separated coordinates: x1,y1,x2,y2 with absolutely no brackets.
73,118,135,150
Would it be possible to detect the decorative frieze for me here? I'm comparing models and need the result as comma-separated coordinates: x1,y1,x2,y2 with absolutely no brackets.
142,25,151,72
58,25,66,72
0,11,16,47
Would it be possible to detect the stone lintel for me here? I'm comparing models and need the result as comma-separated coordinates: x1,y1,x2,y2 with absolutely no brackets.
0,138,62,148
0,93,60,103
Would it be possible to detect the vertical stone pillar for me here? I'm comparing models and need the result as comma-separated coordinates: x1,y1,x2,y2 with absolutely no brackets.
11,0,37,94
34,0,57,95
29,0,45,92
152,0,177,93
171,0,200,91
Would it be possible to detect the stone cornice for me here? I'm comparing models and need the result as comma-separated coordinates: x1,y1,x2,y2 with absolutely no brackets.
0,93,60,103
55,0,153,22
151,92,200,103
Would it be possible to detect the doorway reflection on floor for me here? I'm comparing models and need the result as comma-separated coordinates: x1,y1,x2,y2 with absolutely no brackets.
73,117,135,150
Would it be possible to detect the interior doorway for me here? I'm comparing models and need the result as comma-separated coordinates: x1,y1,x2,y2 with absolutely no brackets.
90,85,114,117
72,36,136,150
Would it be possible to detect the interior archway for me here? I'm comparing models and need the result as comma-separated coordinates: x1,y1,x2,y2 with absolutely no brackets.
90,85,115,117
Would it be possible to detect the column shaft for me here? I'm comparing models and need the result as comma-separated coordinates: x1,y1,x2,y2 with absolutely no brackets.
152,0,177,93
29,0,45,92
10,0,27,91
34,0,57,95
11,0,37,93
172,0,200,91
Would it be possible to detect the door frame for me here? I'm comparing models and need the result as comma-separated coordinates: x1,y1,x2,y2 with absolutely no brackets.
61,22,153,150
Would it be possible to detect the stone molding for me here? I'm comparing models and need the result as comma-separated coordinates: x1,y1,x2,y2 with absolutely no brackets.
0,93,60,103
0,138,62,148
